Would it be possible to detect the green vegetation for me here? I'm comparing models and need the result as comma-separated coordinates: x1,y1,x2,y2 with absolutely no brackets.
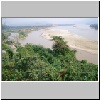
2,24,9,30
2,35,98,81
19,31,28,39
2,32,11,41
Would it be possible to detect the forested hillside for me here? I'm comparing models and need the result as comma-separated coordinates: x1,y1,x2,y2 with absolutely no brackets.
2,33,98,81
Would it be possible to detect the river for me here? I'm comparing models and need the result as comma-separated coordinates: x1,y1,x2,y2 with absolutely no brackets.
8,25,98,64
50,24,98,41
19,30,53,48
9,24,98,48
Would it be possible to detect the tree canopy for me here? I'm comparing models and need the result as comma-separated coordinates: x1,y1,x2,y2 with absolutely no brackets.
2,35,98,81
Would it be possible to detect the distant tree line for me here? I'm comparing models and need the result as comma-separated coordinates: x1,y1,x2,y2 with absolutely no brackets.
90,24,98,30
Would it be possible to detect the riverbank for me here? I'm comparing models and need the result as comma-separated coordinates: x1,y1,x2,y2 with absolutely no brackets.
8,28,98,64
41,28,98,54
41,28,98,64
76,49,98,64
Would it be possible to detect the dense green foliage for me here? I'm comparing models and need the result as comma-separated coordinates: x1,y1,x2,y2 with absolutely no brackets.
2,36,98,81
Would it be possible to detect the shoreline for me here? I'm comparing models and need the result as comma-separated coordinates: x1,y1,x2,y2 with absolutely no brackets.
41,28,98,64
41,28,98,54
9,28,98,64
75,49,98,65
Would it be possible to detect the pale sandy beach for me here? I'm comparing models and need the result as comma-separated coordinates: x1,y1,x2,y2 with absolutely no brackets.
41,28,98,64
76,49,98,64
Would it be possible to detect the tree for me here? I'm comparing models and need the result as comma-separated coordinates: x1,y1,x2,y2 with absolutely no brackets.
52,36,69,56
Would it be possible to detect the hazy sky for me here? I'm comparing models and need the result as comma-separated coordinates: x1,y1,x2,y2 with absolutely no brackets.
2,18,98,26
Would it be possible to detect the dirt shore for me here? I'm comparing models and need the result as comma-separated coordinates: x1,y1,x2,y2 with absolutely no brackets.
41,28,98,64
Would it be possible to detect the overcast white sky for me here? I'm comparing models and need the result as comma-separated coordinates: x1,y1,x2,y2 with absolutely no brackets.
2,18,98,26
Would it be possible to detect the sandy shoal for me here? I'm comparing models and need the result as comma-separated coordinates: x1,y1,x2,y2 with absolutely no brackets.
41,28,98,64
